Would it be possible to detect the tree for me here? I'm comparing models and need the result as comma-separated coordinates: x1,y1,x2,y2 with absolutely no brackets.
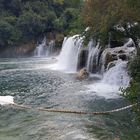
82,0,140,46
0,0,83,48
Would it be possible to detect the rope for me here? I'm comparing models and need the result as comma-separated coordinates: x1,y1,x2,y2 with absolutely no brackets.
0,100,137,115
10,102,137,115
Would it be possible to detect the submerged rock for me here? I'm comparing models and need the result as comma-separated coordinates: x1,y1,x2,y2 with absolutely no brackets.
76,68,89,80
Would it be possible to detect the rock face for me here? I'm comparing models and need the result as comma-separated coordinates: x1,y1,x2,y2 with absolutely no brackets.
77,49,88,71
100,39,136,72
76,68,89,80
0,41,36,57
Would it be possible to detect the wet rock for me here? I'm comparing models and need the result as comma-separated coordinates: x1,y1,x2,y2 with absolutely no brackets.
118,50,125,53
101,42,136,71
76,68,89,80
77,49,88,71
118,54,128,61
107,61,116,70
105,52,118,69
110,40,124,48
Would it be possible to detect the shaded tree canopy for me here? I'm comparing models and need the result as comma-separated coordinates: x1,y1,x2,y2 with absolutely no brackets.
0,0,83,48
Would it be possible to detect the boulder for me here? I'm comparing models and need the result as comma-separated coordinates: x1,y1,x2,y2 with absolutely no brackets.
76,68,89,80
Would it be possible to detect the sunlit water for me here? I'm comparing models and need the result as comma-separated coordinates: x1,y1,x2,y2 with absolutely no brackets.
0,58,139,140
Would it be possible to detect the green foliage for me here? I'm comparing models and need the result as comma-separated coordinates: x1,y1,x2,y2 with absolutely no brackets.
82,0,140,46
122,51,140,121
0,0,83,48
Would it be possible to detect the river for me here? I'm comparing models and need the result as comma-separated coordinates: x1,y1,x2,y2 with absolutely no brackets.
0,57,139,140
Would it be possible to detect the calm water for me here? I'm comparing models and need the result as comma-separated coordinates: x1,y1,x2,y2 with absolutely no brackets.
0,57,139,140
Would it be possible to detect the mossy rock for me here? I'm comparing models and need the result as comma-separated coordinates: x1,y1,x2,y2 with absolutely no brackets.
105,52,118,69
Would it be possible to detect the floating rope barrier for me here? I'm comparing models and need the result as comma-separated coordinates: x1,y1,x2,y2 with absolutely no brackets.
0,99,137,115
11,102,137,115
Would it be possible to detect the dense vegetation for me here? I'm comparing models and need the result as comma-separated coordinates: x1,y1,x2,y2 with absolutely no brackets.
124,50,140,121
0,0,83,48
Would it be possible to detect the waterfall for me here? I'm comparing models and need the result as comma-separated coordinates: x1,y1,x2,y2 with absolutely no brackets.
86,60,130,99
100,48,109,73
34,38,46,57
102,60,130,87
86,38,135,99
46,40,55,56
34,37,55,57
86,41,100,73
56,35,83,72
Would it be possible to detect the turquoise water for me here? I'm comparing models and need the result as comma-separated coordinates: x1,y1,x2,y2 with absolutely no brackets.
0,58,139,140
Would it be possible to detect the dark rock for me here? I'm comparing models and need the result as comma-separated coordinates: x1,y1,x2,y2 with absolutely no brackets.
77,49,88,71
105,52,118,69
107,62,116,70
118,50,125,53
76,68,89,80
118,54,128,61
110,40,124,48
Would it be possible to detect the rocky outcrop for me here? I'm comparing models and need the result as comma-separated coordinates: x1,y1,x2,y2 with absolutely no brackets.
101,39,136,71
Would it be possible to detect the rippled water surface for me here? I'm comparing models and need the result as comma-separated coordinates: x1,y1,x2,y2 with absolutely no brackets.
0,58,139,140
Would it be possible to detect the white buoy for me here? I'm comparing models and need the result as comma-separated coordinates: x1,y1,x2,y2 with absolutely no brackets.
0,96,14,105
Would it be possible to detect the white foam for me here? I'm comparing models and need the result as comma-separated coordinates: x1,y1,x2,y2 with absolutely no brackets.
86,83,121,99
0,96,14,105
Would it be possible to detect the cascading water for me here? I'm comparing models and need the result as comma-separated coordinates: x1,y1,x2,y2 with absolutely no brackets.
86,38,136,99
100,38,136,73
34,38,46,57
102,59,130,87
87,60,130,99
46,40,55,56
86,41,100,73
34,38,55,57
54,35,83,72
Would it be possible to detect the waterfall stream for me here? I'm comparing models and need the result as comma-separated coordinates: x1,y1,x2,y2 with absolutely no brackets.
34,38,46,57
87,60,130,99
53,35,83,72
102,60,130,87
34,37,55,57
86,41,100,73
86,39,135,99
